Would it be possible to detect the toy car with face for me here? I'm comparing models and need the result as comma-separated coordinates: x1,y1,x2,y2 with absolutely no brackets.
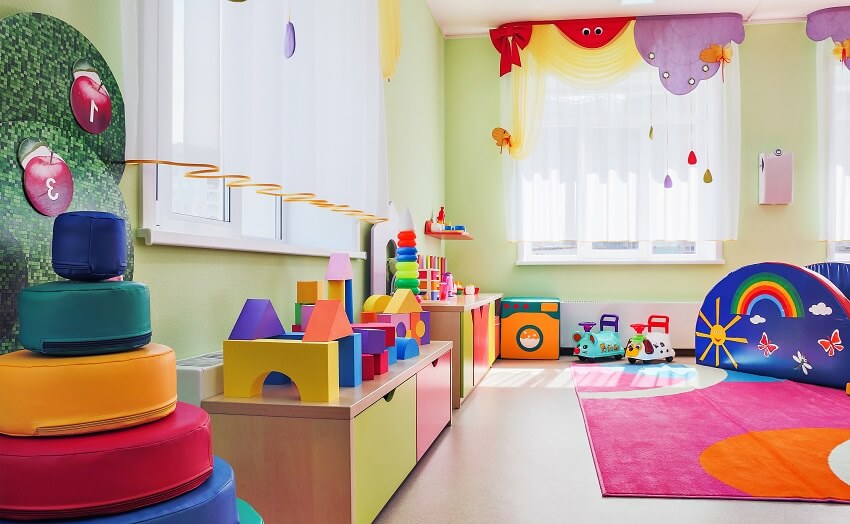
572,314,625,361
625,316,675,364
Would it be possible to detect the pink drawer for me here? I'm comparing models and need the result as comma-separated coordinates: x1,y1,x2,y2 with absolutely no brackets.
416,351,451,461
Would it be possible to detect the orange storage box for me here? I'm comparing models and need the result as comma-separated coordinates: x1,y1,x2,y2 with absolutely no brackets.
500,297,560,359
0,343,176,436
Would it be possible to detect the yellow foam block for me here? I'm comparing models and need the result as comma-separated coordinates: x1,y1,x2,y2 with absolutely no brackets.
297,281,324,304
363,294,391,313
0,344,176,436
223,339,339,402
328,280,345,302
385,289,423,314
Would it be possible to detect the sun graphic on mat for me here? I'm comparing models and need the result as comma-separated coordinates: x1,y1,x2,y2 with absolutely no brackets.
695,297,748,368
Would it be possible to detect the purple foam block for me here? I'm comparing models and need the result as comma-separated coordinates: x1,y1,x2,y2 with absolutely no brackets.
301,304,315,331
353,328,387,356
229,299,285,340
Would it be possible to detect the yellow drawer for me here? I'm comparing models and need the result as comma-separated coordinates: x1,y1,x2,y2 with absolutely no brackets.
353,377,416,524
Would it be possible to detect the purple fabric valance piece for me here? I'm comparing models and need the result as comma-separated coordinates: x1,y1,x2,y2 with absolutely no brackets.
634,13,745,95
807,7,850,70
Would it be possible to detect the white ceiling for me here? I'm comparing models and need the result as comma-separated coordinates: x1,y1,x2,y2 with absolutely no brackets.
426,0,845,37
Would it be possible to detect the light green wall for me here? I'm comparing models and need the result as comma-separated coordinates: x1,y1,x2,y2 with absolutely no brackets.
384,0,445,257
1,0,445,359
444,23,824,301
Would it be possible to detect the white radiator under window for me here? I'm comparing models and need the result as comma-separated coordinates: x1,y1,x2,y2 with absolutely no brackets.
560,301,700,349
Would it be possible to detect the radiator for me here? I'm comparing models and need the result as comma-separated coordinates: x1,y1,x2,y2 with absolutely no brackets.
560,301,700,349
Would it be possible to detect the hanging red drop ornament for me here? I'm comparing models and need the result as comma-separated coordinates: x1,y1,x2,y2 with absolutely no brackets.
688,150,697,165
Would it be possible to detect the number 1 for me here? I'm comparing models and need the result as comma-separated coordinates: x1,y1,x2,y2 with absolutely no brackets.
90,99,98,123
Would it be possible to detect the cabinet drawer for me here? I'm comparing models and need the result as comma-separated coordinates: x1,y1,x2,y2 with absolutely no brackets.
353,377,416,524
415,351,451,461
460,310,474,397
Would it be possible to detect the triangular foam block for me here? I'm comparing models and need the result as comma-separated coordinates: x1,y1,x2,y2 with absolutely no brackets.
384,289,423,314
303,300,354,342
325,253,353,281
229,299,286,340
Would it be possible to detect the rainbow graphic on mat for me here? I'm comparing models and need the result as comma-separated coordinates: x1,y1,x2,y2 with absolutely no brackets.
730,273,805,318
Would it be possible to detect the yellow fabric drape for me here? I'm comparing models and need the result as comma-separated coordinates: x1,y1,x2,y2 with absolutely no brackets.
509,22,642,159
378,0,401,80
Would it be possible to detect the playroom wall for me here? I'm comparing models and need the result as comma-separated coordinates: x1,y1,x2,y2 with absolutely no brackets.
444,23,824,302
1,0,445,359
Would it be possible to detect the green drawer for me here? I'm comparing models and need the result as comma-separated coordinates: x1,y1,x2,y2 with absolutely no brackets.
353,377,416,524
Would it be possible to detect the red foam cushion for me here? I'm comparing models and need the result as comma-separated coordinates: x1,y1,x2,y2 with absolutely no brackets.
0,402,212,521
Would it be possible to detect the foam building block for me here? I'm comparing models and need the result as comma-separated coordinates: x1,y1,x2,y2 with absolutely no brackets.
326,252,354,280
291,324,302,332
363,294,391,313
223,339,339,402
378,313,411,338
264,372,291,385
361,311,379,323
328,280,345,303
296,281,323,304
272,332,305,341
373,350,389,375
384,288,423,314
361,355,375,381
420,311,431,344
301,304,316,331
352,323,396,347
302,300,353,342
353,328,388,355
294,304,303,326
396,337,420,360
229,299,285,340
337,333,362,387
344,279,354,323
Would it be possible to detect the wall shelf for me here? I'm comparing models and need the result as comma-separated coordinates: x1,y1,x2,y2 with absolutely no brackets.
424,221,473,240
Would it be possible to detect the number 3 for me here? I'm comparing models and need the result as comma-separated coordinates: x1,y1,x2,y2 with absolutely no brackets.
46,177,59,201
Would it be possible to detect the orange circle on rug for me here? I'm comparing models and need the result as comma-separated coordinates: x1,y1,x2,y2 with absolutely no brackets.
700,428,850,500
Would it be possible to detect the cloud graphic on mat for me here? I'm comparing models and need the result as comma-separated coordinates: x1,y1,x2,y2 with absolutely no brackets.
750,315,766,325
809,302,833,316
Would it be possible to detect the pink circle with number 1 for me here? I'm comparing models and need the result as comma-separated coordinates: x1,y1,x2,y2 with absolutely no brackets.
23,153,73,216
70,70,112,134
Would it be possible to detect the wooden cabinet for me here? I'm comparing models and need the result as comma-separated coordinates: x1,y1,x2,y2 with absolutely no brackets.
202,341,451,524
421,294,503,408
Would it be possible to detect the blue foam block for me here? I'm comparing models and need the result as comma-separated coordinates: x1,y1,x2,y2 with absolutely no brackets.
52,211,127,281
338,333,362,387
396,337,420,360
387,344,397,365
271,332,305,341
344,279,354,323
264,371,291,385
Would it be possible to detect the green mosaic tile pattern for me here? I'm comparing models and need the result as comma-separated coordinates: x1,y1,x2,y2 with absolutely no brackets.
0,13,131,353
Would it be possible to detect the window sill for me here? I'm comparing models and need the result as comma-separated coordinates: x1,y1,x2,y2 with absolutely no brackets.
516,258,725,266
136,228,367,259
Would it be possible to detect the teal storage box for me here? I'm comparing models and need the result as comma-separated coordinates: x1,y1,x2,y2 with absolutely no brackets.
18,280,151,355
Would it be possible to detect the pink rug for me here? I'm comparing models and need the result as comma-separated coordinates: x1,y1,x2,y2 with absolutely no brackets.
572,363,850,503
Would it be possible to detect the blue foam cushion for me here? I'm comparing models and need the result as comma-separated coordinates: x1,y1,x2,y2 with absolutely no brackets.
52,211,126,281
4,457,240,523
806,262,850,299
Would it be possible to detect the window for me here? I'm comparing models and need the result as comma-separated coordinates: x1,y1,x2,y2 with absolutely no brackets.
505,56,740,265
123,0,387,256
817,40,850,260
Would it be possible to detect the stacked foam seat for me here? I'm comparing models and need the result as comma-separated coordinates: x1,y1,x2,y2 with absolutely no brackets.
0,212,261,523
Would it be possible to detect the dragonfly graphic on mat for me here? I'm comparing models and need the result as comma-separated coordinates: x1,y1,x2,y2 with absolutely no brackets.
818,329,844,357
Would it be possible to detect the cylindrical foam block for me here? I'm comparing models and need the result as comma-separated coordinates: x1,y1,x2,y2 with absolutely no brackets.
52,211,127,281
0,402,212,521
0,343,176,436
18,280,151,355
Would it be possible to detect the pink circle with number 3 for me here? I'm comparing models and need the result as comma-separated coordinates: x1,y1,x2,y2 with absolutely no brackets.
23,154,73,216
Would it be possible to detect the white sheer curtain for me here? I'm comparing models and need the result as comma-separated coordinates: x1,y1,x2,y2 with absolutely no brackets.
817,40,850,241
502,54,741,242
125,0,388,252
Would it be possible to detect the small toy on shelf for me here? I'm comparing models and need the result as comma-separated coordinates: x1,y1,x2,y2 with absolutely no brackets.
572,314,625,361
424,205,473,240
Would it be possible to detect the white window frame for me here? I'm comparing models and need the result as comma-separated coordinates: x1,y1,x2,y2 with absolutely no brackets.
124,0,374,258
517,240,722,265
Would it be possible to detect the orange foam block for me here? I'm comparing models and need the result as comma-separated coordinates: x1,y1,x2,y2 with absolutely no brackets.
303,300,353,342
384,289,423,314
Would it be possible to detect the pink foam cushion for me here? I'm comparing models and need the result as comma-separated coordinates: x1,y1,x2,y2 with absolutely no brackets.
0,402,212,521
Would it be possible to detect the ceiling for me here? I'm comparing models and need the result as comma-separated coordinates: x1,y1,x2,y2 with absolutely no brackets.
425,0,845,37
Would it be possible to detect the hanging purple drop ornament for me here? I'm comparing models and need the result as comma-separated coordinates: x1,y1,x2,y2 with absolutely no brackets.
284,20,296,59
663,174,673,188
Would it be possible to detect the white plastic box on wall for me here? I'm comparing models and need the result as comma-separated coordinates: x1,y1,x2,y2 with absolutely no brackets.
176,351,224,406
759,150,793,205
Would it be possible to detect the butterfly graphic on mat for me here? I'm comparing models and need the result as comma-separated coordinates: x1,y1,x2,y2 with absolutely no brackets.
818,329,844,357
757,332,778,357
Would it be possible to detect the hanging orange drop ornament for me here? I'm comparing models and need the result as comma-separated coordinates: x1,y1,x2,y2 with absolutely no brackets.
703,168,713,183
